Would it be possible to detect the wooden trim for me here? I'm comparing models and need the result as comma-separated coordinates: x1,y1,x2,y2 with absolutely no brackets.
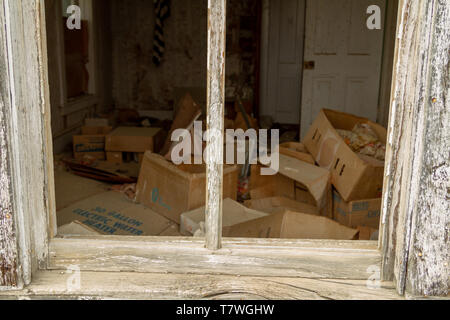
380,0,449,297
40,0,58,241
49,237,381,280
0,270,402,300
205,0,227,250
0,0,51,288
377,0,399,127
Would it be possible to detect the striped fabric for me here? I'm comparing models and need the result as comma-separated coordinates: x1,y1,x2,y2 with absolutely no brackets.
152,0,171,66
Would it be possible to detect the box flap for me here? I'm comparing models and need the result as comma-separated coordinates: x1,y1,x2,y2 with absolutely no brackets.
181,198,268,235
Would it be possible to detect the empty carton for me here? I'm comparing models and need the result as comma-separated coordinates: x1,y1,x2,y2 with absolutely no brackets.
136,152,239,223
105,127,163,153
303,109,387,201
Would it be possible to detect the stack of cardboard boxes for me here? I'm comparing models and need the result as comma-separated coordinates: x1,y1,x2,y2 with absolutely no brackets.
176,109,385,240
303,109,385,239
72,118,113,161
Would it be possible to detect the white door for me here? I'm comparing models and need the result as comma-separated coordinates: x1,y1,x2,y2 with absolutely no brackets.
262,0,306,124
300,0,386,138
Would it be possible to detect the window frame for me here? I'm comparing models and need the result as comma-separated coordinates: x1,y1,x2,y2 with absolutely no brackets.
1,0,448,298
54,0,98,116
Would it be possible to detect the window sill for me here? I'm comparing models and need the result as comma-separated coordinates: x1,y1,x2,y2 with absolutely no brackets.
48,236,381,280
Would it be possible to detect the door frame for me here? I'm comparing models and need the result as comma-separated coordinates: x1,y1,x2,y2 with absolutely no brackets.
259,0,306,125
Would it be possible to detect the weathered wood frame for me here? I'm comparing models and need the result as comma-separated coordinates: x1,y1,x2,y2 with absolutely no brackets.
379,0,449,297
0,0,448,298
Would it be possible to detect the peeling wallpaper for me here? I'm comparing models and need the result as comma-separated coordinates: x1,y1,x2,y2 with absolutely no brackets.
110,0,258,111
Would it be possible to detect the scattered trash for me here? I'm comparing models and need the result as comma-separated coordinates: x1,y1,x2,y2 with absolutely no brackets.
110,183,137,201
61,99,386,240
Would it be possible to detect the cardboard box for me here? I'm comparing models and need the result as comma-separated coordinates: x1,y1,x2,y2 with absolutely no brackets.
57,191,173,236
106,151,123,164
105,127,162,153
73,135,106,161
279,142,315,165
303,109,386,201
81,126,113,135
223,210,359,240
244,196,319,215
180,198,268,236
333,190,381,229
136,152,239,223
250,155,332,217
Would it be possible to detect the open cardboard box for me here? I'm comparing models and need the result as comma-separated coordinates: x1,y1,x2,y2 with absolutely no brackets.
136,152,239,223
303,109,387,201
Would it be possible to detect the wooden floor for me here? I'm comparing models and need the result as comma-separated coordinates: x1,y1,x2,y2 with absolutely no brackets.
1,270,402,300
54,158,182,237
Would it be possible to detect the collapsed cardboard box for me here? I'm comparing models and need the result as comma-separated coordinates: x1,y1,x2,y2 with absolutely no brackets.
279,142,315,165
250,154,332,218
303,109,386,201
244,196,319,215
223,210,358,240
136,152,239,223
105,127,163,153
57,191,173,236
180,198,268,236
333,190,381,229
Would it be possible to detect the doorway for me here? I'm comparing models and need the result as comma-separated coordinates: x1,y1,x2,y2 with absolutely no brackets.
260,0,395,139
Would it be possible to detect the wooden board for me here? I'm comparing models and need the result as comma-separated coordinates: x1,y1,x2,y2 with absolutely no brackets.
0,270,403,300
49,237,381,280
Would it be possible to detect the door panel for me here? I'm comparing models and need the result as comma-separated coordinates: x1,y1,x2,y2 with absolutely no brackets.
300,0,386,138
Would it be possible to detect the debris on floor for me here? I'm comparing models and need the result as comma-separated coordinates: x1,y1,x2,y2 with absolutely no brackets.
57,100,385,240
62,158,138,184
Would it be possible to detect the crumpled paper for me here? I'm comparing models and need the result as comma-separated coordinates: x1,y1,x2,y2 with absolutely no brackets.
337,123,386,161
